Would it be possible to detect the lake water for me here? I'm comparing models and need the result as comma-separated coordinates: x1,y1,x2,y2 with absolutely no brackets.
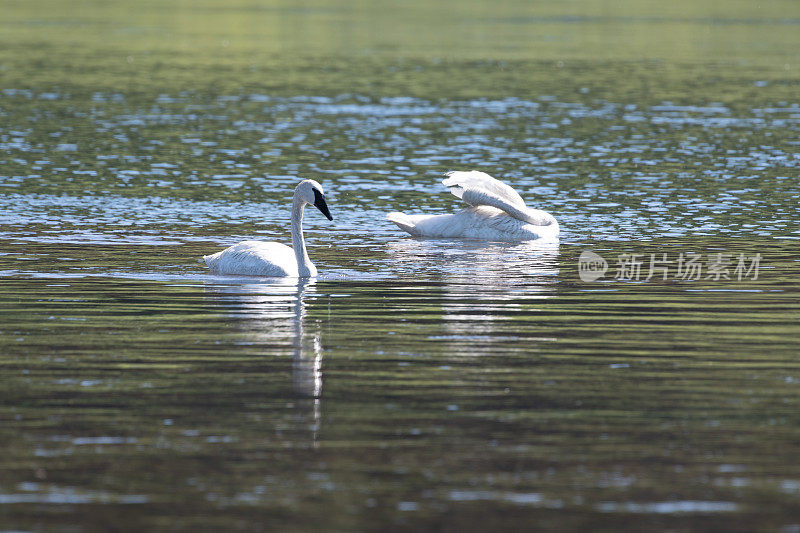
1,1,800,531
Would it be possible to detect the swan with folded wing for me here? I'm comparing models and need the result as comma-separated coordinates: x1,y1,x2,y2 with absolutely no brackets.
386,171,559,241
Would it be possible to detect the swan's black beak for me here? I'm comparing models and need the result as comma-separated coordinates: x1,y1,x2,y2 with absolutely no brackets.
312,188,333,221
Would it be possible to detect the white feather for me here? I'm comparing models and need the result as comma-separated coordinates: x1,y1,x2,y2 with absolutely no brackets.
387,171,559,242
442,170,527,209
204,241,301,277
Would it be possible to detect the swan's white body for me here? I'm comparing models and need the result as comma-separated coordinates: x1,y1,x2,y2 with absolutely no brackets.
387,171,559,241
205,240,307,277
203,180,332,277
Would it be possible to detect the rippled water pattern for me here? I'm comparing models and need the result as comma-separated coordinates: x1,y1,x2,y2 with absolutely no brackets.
2,254,800,531
2,1,800,531
1,92,799,260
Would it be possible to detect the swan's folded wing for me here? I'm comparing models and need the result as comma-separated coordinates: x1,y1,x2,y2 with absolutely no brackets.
442,170,527,209
440,172,533,223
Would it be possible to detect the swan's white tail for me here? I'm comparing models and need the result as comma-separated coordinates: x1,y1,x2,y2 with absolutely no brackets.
202,251,222,270
386,212,419,236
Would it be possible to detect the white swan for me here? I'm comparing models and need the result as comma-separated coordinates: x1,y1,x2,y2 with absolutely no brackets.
203,179,333,277
386,171,559,241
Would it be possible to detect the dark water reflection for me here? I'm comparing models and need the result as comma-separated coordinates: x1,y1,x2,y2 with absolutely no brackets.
1,238,799,530
2,87,800,528
206,279,324,443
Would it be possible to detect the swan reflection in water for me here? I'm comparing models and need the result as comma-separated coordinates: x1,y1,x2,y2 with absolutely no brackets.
205,277,323,444
386,239,560,354
386,238,559,286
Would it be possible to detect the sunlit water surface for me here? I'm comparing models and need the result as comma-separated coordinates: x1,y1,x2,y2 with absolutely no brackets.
2,2,800,532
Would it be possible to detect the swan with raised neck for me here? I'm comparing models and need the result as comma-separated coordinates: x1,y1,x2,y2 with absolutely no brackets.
203,179,333,277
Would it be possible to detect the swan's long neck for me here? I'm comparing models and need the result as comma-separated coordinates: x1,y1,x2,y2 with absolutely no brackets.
291,195,317,277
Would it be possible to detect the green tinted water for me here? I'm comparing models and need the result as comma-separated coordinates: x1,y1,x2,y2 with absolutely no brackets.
1,1,800,531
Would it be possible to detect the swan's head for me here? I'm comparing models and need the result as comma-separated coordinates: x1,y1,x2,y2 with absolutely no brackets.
296,179,333,221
